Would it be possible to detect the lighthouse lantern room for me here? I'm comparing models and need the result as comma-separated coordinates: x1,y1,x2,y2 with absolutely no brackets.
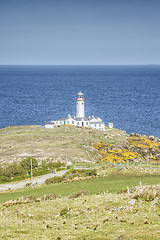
76,92,85,118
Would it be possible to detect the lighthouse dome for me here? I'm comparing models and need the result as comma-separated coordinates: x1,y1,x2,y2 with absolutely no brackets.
77,92,84,98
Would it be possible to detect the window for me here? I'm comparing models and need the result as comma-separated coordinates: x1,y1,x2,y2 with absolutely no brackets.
86,122,88,125
77,122,79,125
72,121,74,124
99,124,101,127
67,121,69,124
95,124,96,127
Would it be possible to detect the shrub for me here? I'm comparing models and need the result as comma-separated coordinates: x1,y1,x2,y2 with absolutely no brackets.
56,167,65,171
51,162,64,168
52,176,63,183
131,185,160,201
93,142,142,163
45,194,60,200
60,207,69,216
47,161,64,169
25,183,32,187
45,176,63,185
20,157,38,171
45,169,97,185
45,178,53,185
32,167,50,177
63,169,97,179
0,166,3,175
3,164,25,178
40,161,65,171
0,172,28,183
87,169,97,176
0,175,10,183
11,174,28,182
68,190,89,199
24,195,39,201
41,160,49,169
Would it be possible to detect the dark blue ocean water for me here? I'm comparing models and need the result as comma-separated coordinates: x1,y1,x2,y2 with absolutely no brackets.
0,65,160,137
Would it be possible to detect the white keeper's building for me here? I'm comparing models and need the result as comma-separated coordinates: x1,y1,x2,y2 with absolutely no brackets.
45,92,113,131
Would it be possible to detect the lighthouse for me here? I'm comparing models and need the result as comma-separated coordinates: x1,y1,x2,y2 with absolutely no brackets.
45,91,107,131
76,92,85,118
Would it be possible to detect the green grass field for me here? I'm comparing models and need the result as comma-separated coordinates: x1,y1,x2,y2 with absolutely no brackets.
1,176,160,240
1,173,160,203
0,125,160,239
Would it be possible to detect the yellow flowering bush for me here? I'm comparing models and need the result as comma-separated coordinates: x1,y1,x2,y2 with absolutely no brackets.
93,135,160,163
93,142,113,151
93,142,141,163
128,136,159,151
128,136,160,161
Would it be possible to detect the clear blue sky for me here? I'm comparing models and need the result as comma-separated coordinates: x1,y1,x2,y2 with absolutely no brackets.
0,0,160,65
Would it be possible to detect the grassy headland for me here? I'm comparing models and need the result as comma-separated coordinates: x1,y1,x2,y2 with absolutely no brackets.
0,125,160,239
0,125,128,165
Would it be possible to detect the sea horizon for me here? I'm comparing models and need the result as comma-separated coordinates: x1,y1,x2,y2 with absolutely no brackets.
0,65,160,137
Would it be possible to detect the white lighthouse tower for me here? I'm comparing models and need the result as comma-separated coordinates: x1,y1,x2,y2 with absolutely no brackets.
45,91,106,131
76,92,85,118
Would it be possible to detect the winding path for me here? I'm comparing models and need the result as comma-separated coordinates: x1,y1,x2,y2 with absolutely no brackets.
0,171,66,192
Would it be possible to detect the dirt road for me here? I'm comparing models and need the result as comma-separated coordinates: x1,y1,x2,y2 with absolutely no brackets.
0,171,66,192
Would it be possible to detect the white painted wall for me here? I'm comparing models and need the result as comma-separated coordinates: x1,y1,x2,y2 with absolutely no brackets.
76,98,84,118
108,123,113,128
45,124,54,128
90,123,105,131
45,119,105,131
66,118,76,125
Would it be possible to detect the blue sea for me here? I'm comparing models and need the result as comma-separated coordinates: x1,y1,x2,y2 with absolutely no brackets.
0,65,160,137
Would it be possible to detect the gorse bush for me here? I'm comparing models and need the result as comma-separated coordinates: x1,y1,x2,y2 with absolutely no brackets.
93,142,142,163
128,136,160,161
128,136,159,151
93,136,160,163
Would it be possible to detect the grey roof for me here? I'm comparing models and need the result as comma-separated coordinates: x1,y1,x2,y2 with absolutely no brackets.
90,121,104,124
45,122,54,125
74,117,90,121
74,117,104,124
47,116,104,124
57,118,68,121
